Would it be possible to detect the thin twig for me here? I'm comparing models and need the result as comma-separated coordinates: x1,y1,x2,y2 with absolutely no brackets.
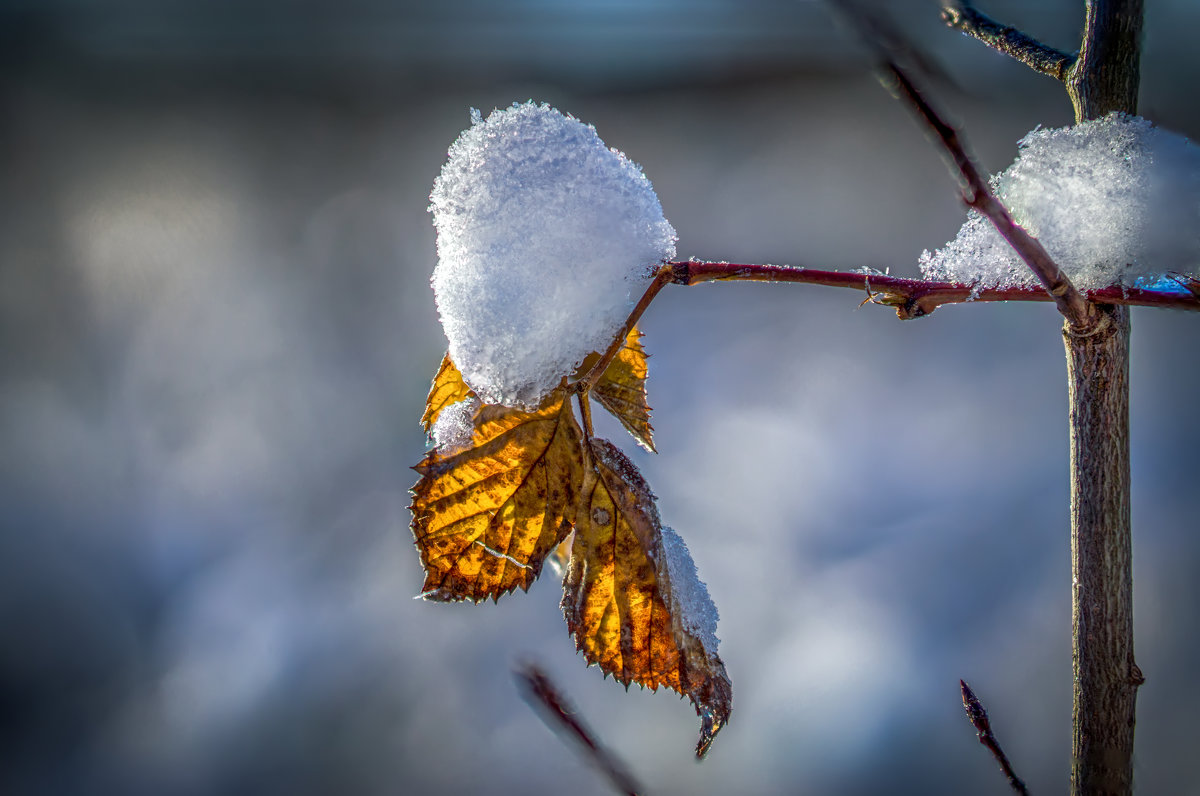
515,662,644,796
668,261,1200,318
941,2,1075,81
960,680,1030,795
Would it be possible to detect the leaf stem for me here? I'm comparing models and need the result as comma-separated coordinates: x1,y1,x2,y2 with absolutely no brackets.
576,266,673,393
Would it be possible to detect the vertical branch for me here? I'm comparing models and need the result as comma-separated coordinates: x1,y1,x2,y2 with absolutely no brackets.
1065,306,1141,795
1067,1,1144,120
1063,4,1144,795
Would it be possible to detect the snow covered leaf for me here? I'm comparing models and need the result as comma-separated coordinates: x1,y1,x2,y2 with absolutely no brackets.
411,388,585,602
592,327,656,452
429,101,677,408
562,438,731,757
420,353,474,434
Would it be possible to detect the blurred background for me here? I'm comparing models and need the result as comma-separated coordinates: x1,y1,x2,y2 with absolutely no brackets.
2,1,1198,793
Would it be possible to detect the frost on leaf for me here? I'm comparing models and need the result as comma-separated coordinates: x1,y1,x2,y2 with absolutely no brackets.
430,397,480,456
411,387,585,602
920,113,1200,290
562,438,732,758
592,327,656,452
429,101,677,408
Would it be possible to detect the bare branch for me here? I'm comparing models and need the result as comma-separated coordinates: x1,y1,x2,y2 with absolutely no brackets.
960,680,1030,795
941,2,1075,80
515,662,644,796
669,261,1200,319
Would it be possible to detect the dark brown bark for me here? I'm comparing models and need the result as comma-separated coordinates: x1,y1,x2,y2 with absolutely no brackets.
1065,305,1140,796
1067,1,1144,121
1064,5,1144,794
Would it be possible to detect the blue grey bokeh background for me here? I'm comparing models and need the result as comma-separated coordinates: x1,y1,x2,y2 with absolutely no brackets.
2,1,1198,793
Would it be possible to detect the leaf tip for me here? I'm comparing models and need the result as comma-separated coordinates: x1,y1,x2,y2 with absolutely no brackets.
695,711,719,758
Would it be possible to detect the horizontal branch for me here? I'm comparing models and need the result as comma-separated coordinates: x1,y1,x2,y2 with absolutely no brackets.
942,2,1075,80
668,260,1200,319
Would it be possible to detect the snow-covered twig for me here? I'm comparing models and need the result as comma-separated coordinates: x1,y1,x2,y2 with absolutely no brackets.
669,261,1200,318
941,2,1075,80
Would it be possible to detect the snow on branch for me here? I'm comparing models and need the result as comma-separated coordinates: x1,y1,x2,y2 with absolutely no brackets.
878,59,1099,331
921,114,1200,294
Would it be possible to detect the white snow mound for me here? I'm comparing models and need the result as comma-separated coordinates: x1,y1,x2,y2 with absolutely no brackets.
920,113,1200,290
430,102,677,408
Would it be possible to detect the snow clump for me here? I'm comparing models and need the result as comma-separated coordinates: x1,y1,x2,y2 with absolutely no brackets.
431,397,480,455
659,525,721,656
430,102,677,408
920,113,1200,290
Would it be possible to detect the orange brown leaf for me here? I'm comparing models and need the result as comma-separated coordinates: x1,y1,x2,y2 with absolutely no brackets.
592,327,655,452
420,353,475,434
562,438,732,757
411,388,585,602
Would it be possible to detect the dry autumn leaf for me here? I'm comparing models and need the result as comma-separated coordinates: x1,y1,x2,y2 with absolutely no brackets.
411,337,732,755
562,437,731,757
411,387,585,602
592,327,655,452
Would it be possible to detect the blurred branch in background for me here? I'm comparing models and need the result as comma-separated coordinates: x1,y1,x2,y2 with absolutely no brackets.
515,662,644,796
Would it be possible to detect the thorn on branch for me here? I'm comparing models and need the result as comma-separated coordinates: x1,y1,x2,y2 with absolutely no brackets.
515,661,644,796
941,2,1075,81
960,679,1030,795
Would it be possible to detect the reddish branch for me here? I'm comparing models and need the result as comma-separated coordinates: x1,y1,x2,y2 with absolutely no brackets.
668,260,1200,319
960,680,1030,795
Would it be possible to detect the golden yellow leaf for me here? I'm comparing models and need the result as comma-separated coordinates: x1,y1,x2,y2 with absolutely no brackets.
420,353,475,434
592,327,655,452
411,388,585,602
562,438,732,757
